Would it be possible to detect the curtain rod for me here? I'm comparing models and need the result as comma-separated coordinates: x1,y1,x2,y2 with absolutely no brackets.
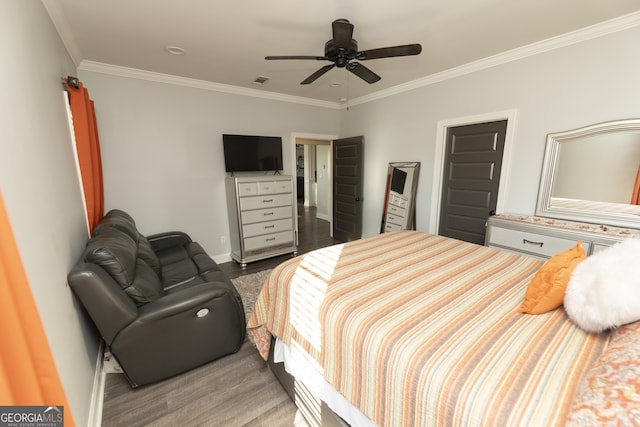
62,75,79,91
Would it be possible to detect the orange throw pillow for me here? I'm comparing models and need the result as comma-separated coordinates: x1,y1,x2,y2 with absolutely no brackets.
520,241,586,314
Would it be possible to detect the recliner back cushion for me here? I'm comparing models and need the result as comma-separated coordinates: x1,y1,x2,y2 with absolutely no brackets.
93,210,163,279
93,209,139,241
137,234,162,277
84,229,162,305
84,232,137,286
128,259,163,304
155,242,220,287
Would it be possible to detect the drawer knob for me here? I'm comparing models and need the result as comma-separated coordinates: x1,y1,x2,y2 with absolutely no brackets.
523,239,544,247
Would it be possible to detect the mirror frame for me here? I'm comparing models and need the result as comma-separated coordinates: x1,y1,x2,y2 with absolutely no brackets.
535,118,640,230
381,162,420,232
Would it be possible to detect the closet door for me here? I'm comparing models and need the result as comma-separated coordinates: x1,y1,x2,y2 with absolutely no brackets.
439,121,506,244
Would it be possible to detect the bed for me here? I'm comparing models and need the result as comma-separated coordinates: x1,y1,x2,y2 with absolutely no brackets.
247,230,639,426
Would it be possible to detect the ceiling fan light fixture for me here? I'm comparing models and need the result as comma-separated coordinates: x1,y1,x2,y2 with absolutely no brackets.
165,46,186,55
330,82,342,88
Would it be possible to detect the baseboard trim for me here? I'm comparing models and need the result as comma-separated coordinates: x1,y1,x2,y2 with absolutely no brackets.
87,341,106,427
212,253,233,264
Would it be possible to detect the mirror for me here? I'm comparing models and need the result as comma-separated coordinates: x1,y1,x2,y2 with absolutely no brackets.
536,119,640,229
381,162,420,232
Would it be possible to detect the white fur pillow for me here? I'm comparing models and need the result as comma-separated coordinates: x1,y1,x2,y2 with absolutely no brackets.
564,237,640,333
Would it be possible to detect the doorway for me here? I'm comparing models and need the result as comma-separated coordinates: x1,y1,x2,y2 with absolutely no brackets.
429,110,517,241
293,135,338,252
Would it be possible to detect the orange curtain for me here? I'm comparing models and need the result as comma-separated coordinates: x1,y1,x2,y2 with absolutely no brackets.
631,165,640,205
66,78,104,233
0,191,75,425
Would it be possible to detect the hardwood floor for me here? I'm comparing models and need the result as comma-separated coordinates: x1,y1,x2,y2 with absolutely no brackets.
101,204,340,426
219,204,341,279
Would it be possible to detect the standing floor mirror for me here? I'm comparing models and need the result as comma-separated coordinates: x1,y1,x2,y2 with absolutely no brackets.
381,162,420,232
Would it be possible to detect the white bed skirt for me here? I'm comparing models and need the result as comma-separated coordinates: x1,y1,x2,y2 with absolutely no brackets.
274,338,378,427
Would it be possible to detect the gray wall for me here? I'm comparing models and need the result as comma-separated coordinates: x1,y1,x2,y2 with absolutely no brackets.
339,25,640,237
0,2,99,426
77,71,341,262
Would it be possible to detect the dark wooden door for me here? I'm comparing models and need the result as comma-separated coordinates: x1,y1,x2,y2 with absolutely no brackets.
333,136,364,242
439,121,507,244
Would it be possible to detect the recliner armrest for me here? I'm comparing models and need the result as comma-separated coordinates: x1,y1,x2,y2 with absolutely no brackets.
147,231,192,252
67,263,138,345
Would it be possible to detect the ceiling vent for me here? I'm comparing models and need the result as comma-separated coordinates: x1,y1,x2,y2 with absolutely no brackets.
253,75,271,85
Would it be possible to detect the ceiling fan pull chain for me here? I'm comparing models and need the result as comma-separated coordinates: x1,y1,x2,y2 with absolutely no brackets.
346,70,350,111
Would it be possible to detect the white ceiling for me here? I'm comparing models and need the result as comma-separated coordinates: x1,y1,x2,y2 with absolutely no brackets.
43,0,640,104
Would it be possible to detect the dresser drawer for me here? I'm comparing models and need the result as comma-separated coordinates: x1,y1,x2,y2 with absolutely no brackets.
258,180,292,195
273,180,293,194
389,194,408,209
243,218,293,238
244,231,294,251
387,203,406,218
237,182,258,197
240,193,292,211
241,206,292,224
488,226,590,258
384,222,403,232
386,213,405,226
257,181,277,195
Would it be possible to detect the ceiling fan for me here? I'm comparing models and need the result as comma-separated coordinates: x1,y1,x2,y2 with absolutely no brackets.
265,19,422,85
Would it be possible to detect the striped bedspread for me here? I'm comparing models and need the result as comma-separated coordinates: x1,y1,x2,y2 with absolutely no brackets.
248,231,609,426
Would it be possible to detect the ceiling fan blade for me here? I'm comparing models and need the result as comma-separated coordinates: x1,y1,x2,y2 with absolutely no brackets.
301,64,335,85
347,62,381,84
356,44,422,60
332,19,354,51
265,55,327,60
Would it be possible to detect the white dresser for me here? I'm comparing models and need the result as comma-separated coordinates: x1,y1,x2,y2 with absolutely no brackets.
225,175,297,266
383,193,410,232
486,213,640,259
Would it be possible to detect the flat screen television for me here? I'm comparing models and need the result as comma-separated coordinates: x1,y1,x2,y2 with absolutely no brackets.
222,134,283,172
390,168,408,195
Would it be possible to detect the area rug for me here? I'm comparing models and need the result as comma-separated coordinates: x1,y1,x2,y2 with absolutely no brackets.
232,269,272,321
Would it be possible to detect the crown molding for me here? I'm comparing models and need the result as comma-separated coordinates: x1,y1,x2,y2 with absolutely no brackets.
72,11,640,110
348,11,640,107
77,61,342,109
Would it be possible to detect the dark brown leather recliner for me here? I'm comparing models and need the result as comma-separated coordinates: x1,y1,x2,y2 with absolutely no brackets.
68,209,246,387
